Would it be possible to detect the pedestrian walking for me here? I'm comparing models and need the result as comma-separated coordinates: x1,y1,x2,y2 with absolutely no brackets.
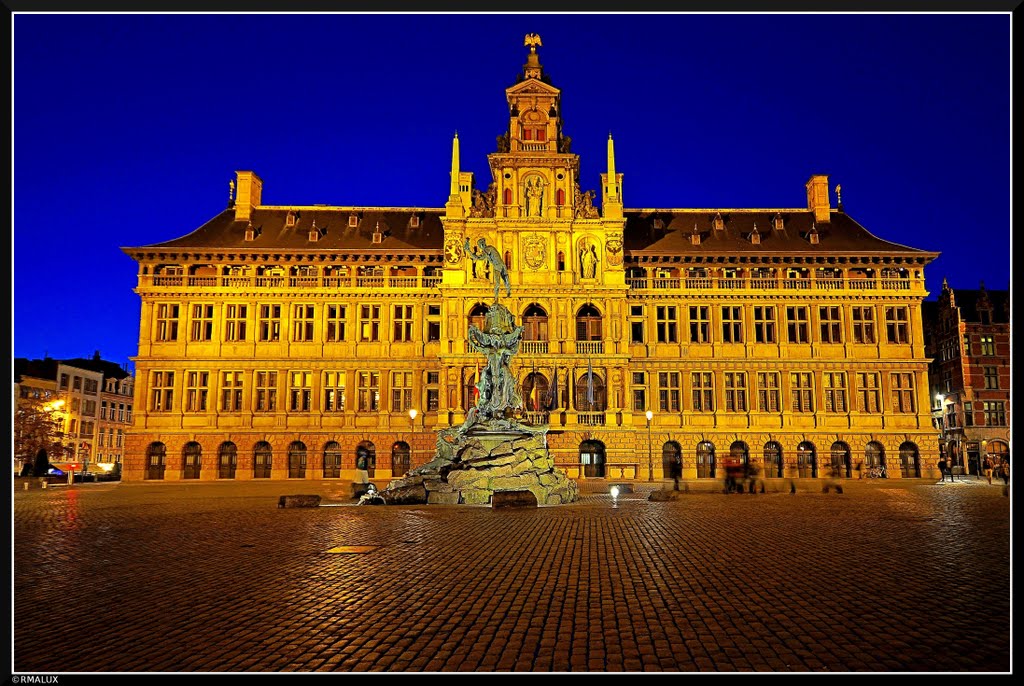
999,459,1010,486
670,454,682,491
983,456,993,485
938,458,949,482
822,462,844,494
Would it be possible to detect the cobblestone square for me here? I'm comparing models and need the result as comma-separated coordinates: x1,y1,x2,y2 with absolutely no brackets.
12,479,1010,672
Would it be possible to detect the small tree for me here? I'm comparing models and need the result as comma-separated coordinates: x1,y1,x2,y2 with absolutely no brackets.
14,396,72,473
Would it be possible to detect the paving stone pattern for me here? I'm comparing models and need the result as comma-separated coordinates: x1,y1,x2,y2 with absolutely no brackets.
13,479,1010,672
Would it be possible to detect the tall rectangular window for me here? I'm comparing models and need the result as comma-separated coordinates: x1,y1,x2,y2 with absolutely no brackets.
851,306,876,344
757,372,780,412
691,372,714,412
427,371,440,411
963,401,974,427
221,371,243,411
118,403,125,421
190,304,214,341
724,372,747,412
890,373,916,413
83,400,96,416
60,374,69,389
156,304,180,342
84,379,98,395
125,405,132,423
259,305,282,342
823,372,847,412
689,306,710,343
721,306,743,343
629,305,645,344
393,305,414,342
427,305,442,342
857,372,881,413
786,306,809,343
358,372,380,412
100,401,108,420
255,371,278,412
289,371,312,411
790,372,813,413
292,305,315,342
391,371,413,412
151,371,174,412
323,371,346,412
962,333,972,356
656,306,678,343
632,371,647,411
980,335,995,356
658,372,680,412
885,306,909,344
326,304,347,342
984,366,999,389
185,371,209,412
753,306,776,344
224,304,248,341
819,306,842,343
983,401,1006,426
360,305,381,342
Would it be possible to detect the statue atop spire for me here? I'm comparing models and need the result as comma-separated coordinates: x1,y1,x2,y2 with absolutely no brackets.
524,33,542,50
523,33,543,79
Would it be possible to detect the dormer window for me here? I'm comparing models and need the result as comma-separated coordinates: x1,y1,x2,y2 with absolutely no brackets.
244,222,260,241
652,216,664,230
372,221,383,244
690,224,701,246
348,213,359,228
713,213,724,231
409,214,421,228
807,224,820,245
773,213,784,230
750,223,761,245
285,211,296,228
308,220,324,243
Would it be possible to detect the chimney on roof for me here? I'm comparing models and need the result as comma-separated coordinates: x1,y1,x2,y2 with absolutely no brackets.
93,350,101,361
805,174,831,224
234,171,263,222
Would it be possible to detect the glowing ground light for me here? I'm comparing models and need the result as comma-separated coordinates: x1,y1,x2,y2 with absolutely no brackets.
325,546,379,554
610,486,620,498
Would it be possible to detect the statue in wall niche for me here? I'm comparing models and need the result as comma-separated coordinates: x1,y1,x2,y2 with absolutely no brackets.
559,135,572,154
465,237,511,302
580,241,599,279
525,178,543,217
497,131,510,153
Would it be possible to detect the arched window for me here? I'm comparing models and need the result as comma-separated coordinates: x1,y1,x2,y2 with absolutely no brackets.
763,441,783,478
463,368,480,411
865,441,886,474
288,441,307,479
468,303,488,331
218,441,237,479
899,442,920,478
830,441,852,478
557,251,566,272
662,441,681,479
522,304,548,342
987,440,1009,466
323,441,342,478
696,441,716,479
146,442,166,480
253,441,273,479
556,188,565,205
797,442,817,478
503,188,512,205
183,442,202,480
357,441,376,478
580,440,606,478
392,441,411,476
574,371,607,412
576,304,603,341
503,251,512,270
523,372,550,412
729,441,749,466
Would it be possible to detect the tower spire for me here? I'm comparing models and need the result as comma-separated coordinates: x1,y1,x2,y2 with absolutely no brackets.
450,131,460,198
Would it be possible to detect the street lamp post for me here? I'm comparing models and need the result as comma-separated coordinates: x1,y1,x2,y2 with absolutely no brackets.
645,410,654,482
936,393,946,471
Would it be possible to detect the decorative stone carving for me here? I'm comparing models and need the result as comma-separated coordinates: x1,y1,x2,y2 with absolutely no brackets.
496,131,510,153
579,238,599,279
523,235,546,270
525,178,544,217
444,237,464,265
469,183,498,218
606,236,623,266
573,182,599,218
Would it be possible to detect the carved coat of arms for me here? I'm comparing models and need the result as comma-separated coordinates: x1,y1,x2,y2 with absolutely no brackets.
523,236,546,270
606,237,623,266
444,237,464,265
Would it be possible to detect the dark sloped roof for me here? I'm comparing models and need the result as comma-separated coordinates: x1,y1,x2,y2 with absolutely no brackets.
130,208,446,253
623,209,932,255
948,288,1010,324
14,357,130,383
60,358,131,380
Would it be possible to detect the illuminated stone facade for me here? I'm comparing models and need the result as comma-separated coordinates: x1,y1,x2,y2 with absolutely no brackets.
123,37,940,483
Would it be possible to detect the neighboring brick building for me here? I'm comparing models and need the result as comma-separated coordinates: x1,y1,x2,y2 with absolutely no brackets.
923,280,1010,475
14,353,133,475
122,36,941,485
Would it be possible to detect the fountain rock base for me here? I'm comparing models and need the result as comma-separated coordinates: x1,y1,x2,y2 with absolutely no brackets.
380,425,579,507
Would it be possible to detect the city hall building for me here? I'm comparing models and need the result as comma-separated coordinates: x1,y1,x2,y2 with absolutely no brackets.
123,37,940,484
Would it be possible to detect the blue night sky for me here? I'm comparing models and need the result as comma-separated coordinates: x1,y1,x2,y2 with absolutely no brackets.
13,13,1011,371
